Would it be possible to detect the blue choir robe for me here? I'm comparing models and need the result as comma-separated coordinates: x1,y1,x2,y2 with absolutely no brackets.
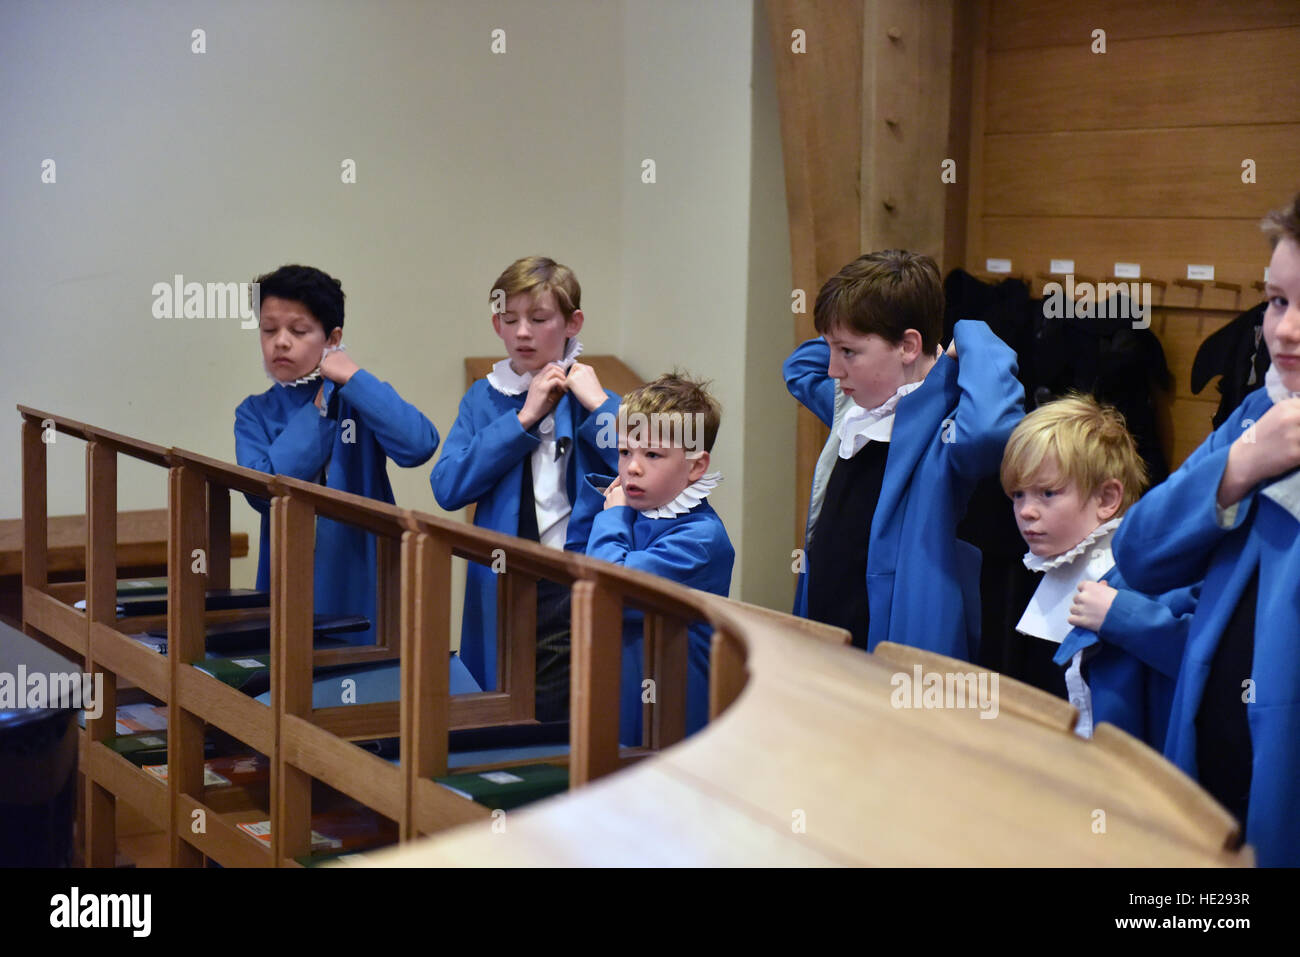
234,370,439,645
784,319,1024,661
430,381,620,690
582,475,735,746
1053,565,1197,752
1113,387,1300,867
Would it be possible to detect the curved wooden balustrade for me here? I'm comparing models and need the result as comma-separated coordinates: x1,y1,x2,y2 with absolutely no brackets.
15,405,1251,867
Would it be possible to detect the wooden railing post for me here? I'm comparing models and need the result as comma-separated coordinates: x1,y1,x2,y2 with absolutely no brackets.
83,441,118,867
167,464,206,867
206,483,231,590
271,494,315,865
709,630,748,720
570,580,623,786
400,531,451,839
20,417,48,621
644,613,689,750
500,571,537,722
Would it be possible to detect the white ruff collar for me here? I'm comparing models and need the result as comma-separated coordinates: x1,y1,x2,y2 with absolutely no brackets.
837,380,923,457
1016,518,1121,643
487,339,583,396
1262,365,1300,521
265,343,346,388
1022,517,1122,572
639,472,722,519
1266,363,1300,404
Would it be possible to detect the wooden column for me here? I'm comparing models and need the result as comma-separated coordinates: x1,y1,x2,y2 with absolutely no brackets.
569,581,623,786
83,441,117,867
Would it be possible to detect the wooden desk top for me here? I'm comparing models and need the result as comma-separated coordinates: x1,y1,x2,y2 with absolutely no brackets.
0,509,249,577
351,599,1249,867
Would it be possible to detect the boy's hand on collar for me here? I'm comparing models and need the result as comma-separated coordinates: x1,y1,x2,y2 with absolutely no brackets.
566,363,608,412
518,364,568,430
320,348,360,385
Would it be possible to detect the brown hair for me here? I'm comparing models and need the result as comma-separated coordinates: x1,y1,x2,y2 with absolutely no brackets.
813,249,944,353
1000,393,1148,514
489,256,581,319
1261,192,1300,250
620,373,722,453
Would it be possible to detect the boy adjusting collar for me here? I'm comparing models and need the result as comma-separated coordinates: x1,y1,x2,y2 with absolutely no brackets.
1022,517,1122,573
1016,518,1121,645
266,342,347,388
638,471,723,519
488,339,584,396
837,380,924,457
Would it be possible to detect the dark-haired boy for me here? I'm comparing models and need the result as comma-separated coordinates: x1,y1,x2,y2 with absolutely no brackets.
235,264,440,646
784,249,1023,661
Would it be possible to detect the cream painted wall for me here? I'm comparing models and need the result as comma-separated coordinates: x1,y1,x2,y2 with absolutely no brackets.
2,0,795,617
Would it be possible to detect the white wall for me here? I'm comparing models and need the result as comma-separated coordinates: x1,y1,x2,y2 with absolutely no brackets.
1,0,795,613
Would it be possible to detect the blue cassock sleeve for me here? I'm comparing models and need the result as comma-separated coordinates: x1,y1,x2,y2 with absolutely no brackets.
588,507,715,581
335,368,440,467
1112,401,1260,595
1096,579,1199,679
431,386,538,511
234,394,332,517
943,320,1024,480
783,338,836,428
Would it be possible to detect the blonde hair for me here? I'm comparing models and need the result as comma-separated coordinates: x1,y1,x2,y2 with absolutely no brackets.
620,373,722,453
1000,393,1147,513
489,256,581,319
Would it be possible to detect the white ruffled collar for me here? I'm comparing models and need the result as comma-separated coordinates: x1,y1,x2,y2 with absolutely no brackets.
487,339,583,396
265,343,346,388
639,472,722,519
1022,517,1121,572
837,380,923,457
1266,364,1300,404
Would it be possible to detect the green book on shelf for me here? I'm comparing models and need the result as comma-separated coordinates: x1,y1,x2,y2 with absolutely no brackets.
433,763,569,812
192,654,271,690
105,732,170,766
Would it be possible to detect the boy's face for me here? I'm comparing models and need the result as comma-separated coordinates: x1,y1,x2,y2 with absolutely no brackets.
1011,462,1120,558
493,288,583,375
823,325,917,410
617,434,709,512
259,296,338,382
1264,237,1300,393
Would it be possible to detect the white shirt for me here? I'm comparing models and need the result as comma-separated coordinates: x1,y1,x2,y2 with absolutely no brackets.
487,339,583,549
837,380,924,458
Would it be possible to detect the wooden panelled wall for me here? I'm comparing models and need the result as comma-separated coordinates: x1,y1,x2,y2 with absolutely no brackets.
770,0,1300,547
967,0,1300,466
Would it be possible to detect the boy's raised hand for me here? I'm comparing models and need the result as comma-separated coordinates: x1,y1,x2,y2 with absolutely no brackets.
320,348,360,385
603,475,627,510
1067,580,1117,632
1219,397,1300,506
566,363,608,412
518,364,568,430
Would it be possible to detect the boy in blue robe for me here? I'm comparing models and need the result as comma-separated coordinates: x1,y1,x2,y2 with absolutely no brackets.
234,264,440,646
431,257,620,706
581,374,734,746
784,249,1023,661
1113,193,1300,866
1001,394,1196,750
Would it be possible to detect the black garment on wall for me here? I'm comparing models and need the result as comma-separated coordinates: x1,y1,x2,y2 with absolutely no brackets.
1191,302,1270,428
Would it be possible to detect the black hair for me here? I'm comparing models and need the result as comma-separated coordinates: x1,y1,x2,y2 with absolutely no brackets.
254,264,345,335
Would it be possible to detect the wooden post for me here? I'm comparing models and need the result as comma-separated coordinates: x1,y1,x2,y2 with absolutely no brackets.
709,630,748,720
374,534,401,657
569,580,623,786
20,418,48,625
400,532,451,839
271,495,314,865
167,465,207,867
83,441,117,867
500,572,537,722
644,613,689,751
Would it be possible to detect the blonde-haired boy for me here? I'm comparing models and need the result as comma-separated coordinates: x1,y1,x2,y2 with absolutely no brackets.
432,256,620,711
579,373,734,746
1002,393,1196,748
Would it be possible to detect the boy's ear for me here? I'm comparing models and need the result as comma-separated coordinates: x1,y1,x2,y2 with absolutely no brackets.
565,309,585,339
899,328,924,362
1096,478,1124,521
687,450,710,482
326,327,343,347
491,313,504,339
